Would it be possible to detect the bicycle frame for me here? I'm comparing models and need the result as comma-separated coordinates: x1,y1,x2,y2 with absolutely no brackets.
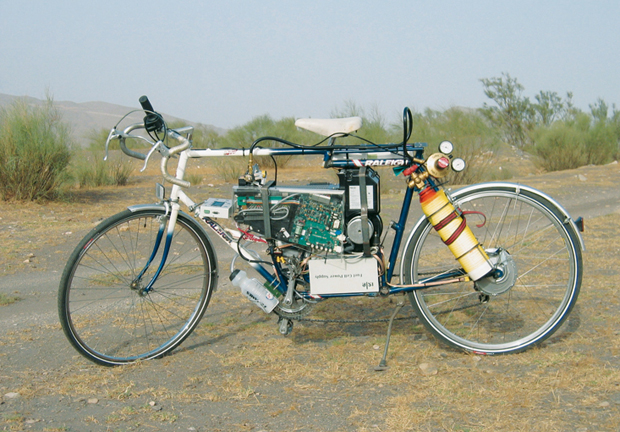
130,132,467,299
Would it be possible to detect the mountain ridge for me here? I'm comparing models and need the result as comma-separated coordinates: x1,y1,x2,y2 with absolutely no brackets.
0,93,224,146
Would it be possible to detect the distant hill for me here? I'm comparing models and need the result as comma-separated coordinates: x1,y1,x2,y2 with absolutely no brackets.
0,93,225,147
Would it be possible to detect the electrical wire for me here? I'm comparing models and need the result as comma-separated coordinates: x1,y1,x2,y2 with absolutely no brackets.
248,132,414,160
235,235,273,266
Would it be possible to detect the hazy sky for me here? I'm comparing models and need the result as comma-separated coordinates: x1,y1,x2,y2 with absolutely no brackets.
1,1,618,129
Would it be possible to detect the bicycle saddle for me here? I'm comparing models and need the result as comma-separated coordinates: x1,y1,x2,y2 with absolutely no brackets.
295,116,363,137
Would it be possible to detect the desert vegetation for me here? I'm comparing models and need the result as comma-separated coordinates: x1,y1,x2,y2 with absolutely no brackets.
73,127,134,188
0,97,71,200
1,74,618,201
481,73,620,171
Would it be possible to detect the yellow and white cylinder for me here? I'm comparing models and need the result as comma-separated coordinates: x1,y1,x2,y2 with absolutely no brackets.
419,187,492,281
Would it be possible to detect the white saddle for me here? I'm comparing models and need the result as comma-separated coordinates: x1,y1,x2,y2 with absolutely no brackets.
295,116,363,137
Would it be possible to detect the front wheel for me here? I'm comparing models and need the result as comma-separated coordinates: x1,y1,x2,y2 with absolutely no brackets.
402,183,583,354
58,207,218,366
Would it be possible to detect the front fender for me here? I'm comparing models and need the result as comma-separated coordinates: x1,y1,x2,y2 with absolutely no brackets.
451,182,585,251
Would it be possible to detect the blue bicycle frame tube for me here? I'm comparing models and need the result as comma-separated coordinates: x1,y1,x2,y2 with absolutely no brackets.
386,186,415,283
135,218,166,282
142,207,180,293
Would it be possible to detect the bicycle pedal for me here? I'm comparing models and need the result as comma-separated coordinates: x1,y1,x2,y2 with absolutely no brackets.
278,318,294,335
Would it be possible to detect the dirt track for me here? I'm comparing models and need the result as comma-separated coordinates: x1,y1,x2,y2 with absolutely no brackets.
1,161,620,431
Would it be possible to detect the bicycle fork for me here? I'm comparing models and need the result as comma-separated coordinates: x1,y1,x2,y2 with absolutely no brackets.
131,202,178,296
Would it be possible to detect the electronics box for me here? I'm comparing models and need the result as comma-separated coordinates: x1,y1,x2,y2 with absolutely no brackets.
197,197,233,218
337,168,381,219
233,184,345,252
308,256,380,295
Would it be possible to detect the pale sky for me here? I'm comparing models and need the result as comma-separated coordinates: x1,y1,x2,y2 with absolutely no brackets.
1,1,618,129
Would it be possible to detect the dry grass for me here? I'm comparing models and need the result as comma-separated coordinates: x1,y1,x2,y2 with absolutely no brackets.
3,218,619,431
0,292,20,306
1,160,620,431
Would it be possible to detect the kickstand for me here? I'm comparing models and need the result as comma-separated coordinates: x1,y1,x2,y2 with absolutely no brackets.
374,300,405,371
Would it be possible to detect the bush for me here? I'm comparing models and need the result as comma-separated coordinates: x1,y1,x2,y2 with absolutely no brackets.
411,108,500,184
211,158,247,183
74,153,134,188
217,115,316,170
480,73,535,149
585,120,617,165
331,101,401,145
531,111,618,171
73,128,134,188
0,98,72,200
530,121,587,172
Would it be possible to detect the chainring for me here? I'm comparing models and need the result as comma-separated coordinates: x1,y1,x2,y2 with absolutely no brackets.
274,295,315,319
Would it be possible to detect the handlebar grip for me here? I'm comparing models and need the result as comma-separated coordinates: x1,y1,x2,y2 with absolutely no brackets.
139,95,155,112
139,95,164,133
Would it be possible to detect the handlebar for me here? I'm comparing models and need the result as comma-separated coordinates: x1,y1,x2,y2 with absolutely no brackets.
160,129,191,188
104,96,193,188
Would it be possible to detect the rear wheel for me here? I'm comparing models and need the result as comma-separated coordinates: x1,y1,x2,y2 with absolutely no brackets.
402,184,582,354
58,208,217,366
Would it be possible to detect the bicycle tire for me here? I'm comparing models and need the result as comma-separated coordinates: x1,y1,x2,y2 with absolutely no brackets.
401,183,583,355
58,206,218,366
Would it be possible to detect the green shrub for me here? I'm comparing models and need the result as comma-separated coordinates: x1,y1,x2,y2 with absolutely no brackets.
331,101,401,145
184,171,203,185
74,151,133,188
530,111,618,171
74,128,134,187
109,158,133,186
411,108,500,184
584,119,617,165
75,156,110,187
0,98,72,200
530,122,586,171
212,158,246,182
0,292,21,306
217,115,319,169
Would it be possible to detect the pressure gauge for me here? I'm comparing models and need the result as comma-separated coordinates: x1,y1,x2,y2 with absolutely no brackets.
439,140,454,155
451,158,466,172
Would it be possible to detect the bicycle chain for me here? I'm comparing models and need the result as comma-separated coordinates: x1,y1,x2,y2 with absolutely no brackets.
292,316,418,324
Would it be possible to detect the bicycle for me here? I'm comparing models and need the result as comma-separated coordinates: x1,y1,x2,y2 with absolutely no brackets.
58,96,585,367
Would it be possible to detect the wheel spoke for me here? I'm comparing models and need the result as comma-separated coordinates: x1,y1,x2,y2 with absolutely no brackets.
59,210,215,365
406,186,581,354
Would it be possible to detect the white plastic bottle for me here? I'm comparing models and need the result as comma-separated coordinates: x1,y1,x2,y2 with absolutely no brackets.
229,270,279,313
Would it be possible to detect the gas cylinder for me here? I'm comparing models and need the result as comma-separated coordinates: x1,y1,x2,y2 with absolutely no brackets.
419,187,492,281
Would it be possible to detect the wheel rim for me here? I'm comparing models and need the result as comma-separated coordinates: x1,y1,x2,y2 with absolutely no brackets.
64,212,212,364
408,190,579,353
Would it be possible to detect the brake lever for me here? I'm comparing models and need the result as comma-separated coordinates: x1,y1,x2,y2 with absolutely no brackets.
104,128,121,161
140,141,169,173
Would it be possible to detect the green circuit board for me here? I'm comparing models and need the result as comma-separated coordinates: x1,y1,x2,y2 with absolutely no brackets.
288,194,344,252
233,185,345,251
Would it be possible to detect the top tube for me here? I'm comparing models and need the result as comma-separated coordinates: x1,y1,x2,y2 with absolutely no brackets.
187,143,427,166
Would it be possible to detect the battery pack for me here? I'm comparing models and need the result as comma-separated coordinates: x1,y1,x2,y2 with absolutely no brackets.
308,256,379,295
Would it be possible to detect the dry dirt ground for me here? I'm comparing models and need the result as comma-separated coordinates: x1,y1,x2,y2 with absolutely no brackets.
1,157,620,431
